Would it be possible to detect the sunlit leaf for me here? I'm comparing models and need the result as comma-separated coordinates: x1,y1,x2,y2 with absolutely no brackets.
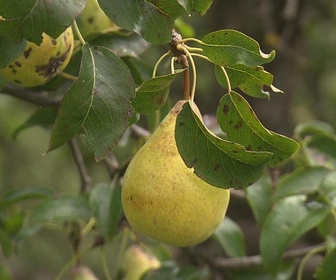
175,101,272,189
213,217,246,257
215,64,282,98
98,0,174,44
0,0,85,43
202,30,275,67
217,91,299,167
260,195,329,273
48,45,135,160
132,70,185,114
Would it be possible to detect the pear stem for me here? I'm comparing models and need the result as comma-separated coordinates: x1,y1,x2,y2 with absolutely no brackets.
72,20,86,46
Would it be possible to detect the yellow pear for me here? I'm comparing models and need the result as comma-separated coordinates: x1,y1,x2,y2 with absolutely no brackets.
68,265,99,280
122,100,230,247
78,0,119,37
0,27,74,87
121,245,161,280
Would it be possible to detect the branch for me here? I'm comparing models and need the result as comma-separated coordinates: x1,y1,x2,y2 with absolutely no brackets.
0,85,62,107
211,243,325,270
68,139,92,193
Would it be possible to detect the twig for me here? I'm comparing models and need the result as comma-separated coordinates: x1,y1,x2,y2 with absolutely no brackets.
68,138,92,193
1,85,62,107
211,243,325,270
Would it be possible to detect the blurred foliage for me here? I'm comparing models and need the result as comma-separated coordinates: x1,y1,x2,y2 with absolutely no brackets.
1,0,336,279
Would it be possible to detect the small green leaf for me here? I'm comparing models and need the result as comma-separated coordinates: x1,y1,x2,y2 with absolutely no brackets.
98,0,174,44
12,107,57,139
217,91,299,167
48,45,135,160
0,188,52,212
315,247,336,280
177,0,214,15
133,70,185,114
274,167,331,201
0,0,85,44
213,217,246,257
0,36,26,68
260,195,329,273
202,30,275,67
89,182,123,240
175,101,273,189
27,195,92,226
245,174,273,226
215,64,282,98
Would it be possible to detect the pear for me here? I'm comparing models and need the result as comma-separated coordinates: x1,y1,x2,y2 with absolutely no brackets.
78,0,119,37
68,265,99,280
122,100,230,247
121,245,161,280
0,27,74,87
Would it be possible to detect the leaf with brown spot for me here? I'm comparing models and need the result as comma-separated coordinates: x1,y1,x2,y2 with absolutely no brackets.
175,101,272,190
217,91,299,167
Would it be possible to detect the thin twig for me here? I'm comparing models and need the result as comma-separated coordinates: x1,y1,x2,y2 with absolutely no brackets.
212,243,325,270
68,139,92,193
1,85,62,107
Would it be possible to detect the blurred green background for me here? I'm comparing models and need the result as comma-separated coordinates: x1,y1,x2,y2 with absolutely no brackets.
1,0,336,279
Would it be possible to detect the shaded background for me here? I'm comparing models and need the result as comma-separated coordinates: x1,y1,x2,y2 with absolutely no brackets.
1,0,336,279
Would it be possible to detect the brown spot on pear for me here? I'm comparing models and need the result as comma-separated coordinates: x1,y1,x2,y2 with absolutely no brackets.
122,100,230,247
0,27,74,87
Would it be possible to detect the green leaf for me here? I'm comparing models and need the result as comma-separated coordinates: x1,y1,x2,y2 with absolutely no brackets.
98,0,174,44
217,91,299,167
215,64,282,98
132,70,185,114
146,0,185,19
245,174,273,226
12,107,57,139
90,33,149,58
202,30,275,67
177,0,214,15
27,195,92,226
0,229,12,256
48,45,135,160
274,166,332,201
260,195,329,273
0,0,85,44
316,247,336,280
89,182,123,240
213,217,246,257
0,188,52,212
175,101,273,189
294,121,335,139
0,36,26,68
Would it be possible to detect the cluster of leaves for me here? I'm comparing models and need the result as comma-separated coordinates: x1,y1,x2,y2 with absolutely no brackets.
1,0,335,279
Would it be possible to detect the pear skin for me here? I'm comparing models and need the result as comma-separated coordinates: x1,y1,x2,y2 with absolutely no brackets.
122,100,230,247
0,27,74,87
121,245,160,280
